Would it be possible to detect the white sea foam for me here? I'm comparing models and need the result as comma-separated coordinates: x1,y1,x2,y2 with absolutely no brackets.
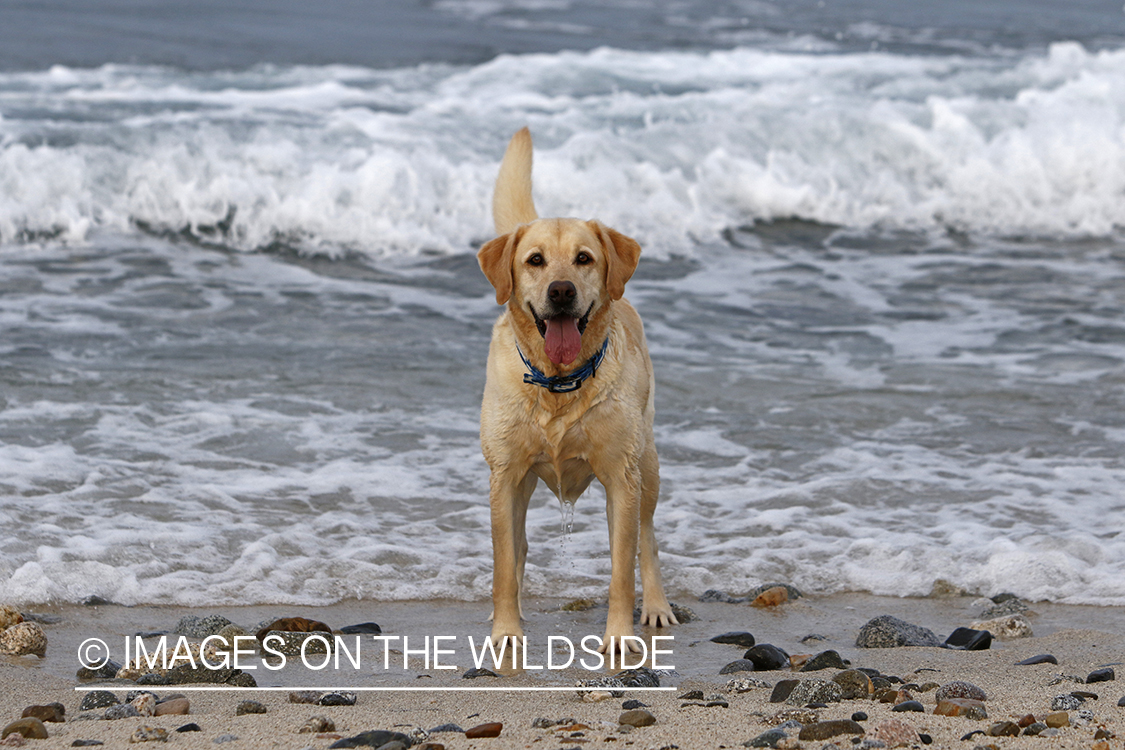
2,42,1124,256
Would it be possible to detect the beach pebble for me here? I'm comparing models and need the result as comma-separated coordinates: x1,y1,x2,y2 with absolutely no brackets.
77,659,122,681
616,666,661,688
855,615,942,648
289,691,323,704
727,677,772,693
1118,695,1125,707
745,729,788,748
1043,712,1069,728
987,721,1019,736
330,731,411,749
0,605,23,629
711,631,756,648
799,650,847,671
211,734,237,744
174,614,234,638
769,679,799,703
0,622,47,657
870,719,918,747
339,622,381,634
935,681,987,702
851,712,868,722
235,700,267,715
259,630,331,655
618,709,656,727
226,672,256,688
462,667,498,679
104,704,141,720
934,699,988,720
428,723,464,733
175,724,201,733
21,704,64,723
929,579,968,598
749,583,804,600
976,597,1029,619
720,659,758,674
832,669,873,699
154,698,190,716
797,719,865,741
318,691,357,706
745,644,790,671
128,726,168,743
1087,667,1115,683
786,679,842,706
621,700,648,709
751,586,789,608
211,624,249,651
131,693,156,717
1048,673,1084,685
71,741,104,747
970,614,1032,639
699,589,744,603
299,716,335,733
1015,654,1057,665
464,722,503,738
1,719,47,741
891,700,924,713
1050,694,1081,711
1022,722,1047,735
944,627,991,651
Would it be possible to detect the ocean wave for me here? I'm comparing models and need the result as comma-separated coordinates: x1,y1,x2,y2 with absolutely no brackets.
1,42,1124,254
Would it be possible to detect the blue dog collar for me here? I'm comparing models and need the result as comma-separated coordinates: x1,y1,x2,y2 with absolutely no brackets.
516,338,608,393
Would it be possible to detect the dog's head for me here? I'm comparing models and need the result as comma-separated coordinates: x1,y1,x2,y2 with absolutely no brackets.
478,218,641,366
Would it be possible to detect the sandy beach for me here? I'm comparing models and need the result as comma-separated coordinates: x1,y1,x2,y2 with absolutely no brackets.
2,592,1122,748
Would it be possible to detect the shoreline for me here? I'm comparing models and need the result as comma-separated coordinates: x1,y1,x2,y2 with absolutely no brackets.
2,593,1123,748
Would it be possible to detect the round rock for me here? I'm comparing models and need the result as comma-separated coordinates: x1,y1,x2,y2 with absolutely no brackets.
935,681,987,702
1,717,49,740
618,709,656,728
855,615,942,648
744,644,790,671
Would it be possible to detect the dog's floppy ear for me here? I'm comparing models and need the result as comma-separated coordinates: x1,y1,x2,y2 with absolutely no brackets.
477,226,525,305
589,220,641,301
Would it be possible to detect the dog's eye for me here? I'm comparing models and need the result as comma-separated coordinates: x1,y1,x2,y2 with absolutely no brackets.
575,251,592,265
527,253,544,266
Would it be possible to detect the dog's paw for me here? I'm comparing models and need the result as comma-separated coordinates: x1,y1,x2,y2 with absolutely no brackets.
640,604,679,628
597,630,644,655
488,626,524,649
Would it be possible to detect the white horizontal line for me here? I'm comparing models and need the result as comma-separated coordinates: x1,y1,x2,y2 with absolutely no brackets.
75,686,677,692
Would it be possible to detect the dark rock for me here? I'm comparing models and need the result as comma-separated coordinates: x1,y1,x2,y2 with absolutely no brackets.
618,709,656,727
330,731,414,748
226,672,257,688
2,718,49,740
797,719,865,741
77,659,122,681
616,666,660,688
960,730,986,741
1071,690,1098,700
103,704,140,720
317,691,357,706
720,659,757,674
124,690,158,704
991,592,1019,604
743,729,787,748
934,699,988,719
679,690,704,700
136,672,173,685
945,627,991,651
744,644,790,671
621,700,648,710
428,724,464,733
339,622,381,635
799,650,847,671
1015,654,1057,666
176,723,202,733
977,598,1028,619
299,716,336,734
769,680,799,703
1022,722,1047,736
463,667,498,679
711,631,756,648
800,634,828,644
851,712,868,722
1087,667,1115,683
988,721,1020,737
22,703,65,722
855,615,942,648
166,662,234,685
83,595,116,606
935,681,987,702
71,741,104,747
1118,695,1125,707
891,700,924,712
79,691,119,711
235,700,267,715
699,589,745,603
919,733,933,744
465,722,503,738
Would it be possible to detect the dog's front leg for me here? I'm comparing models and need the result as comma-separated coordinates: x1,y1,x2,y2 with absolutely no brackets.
598,465,642,654
489,466,533,646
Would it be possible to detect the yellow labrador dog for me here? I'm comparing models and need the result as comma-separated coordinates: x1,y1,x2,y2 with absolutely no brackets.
477,128,677,653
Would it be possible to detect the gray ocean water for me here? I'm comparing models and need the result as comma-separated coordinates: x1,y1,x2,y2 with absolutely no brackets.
1,0,1124,608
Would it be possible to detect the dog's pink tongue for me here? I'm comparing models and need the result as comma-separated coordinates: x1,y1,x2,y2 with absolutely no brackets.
544,315,582,365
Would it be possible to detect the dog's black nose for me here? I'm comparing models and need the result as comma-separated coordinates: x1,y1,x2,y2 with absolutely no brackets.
548,280,576,304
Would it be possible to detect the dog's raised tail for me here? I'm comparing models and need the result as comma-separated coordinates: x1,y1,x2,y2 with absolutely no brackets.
492,127,538,235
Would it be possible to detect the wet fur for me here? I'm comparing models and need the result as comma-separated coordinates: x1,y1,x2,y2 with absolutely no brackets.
477,128,677,653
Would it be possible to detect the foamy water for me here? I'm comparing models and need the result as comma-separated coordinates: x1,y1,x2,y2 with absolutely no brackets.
2,17,1124,608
